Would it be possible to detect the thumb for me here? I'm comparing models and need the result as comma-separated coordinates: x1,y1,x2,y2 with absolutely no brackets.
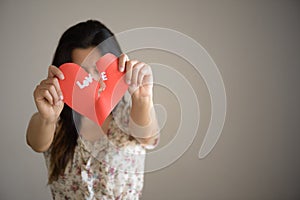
48,65,65,80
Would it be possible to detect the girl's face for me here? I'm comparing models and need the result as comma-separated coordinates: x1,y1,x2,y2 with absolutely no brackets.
71,47,106,97
71,47,102,81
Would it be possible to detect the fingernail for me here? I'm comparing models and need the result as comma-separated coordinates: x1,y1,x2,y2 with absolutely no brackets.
119,66,124,72
60,95,64,100
60,74,65,80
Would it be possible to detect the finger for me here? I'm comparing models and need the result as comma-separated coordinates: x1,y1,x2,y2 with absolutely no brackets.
118,53,129,72
144,65,153,86
131,62,145,86
33,85,42,101
39,84,60,105
37,88,54,105
43,78,63,100
137,64,149,86
47,84,60,105
48,65,65,80
125,60,138,84
143,74,153,88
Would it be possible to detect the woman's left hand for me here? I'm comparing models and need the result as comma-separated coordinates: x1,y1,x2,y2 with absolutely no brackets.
118,53,153,100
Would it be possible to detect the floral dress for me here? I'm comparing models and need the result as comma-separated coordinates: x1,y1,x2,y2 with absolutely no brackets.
44,96,159,200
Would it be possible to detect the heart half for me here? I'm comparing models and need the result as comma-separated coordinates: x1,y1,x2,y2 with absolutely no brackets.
58,53,128,126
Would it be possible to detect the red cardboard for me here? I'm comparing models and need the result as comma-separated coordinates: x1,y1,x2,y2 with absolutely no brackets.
58,53,128,126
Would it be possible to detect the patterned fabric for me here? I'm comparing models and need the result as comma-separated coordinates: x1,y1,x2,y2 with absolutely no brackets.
44,96,159,200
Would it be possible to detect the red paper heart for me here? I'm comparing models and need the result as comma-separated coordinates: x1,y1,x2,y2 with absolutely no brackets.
58,53,128,126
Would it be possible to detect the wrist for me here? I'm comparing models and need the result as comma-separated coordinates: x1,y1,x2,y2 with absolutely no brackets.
38,113,57,126
131,95,153,109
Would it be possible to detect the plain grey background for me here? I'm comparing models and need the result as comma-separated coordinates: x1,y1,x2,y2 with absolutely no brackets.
1,0,299,199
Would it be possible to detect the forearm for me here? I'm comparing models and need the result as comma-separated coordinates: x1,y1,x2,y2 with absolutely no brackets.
26,112,56,152
129,95,159,140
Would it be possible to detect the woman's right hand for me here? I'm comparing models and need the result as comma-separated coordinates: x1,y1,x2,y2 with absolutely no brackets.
33,65,65,123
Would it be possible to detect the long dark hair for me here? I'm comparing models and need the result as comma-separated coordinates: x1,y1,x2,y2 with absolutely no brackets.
49,20,122,183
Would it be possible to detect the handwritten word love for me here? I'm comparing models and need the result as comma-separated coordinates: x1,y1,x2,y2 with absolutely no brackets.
76,72,108,89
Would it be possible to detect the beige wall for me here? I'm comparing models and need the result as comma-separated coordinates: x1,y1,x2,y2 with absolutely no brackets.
0,0,299,199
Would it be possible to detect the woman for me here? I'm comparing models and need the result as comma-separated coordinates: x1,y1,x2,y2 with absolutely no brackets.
26,20,159,200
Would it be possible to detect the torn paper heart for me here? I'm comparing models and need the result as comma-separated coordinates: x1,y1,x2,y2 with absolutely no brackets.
58,53,128,126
